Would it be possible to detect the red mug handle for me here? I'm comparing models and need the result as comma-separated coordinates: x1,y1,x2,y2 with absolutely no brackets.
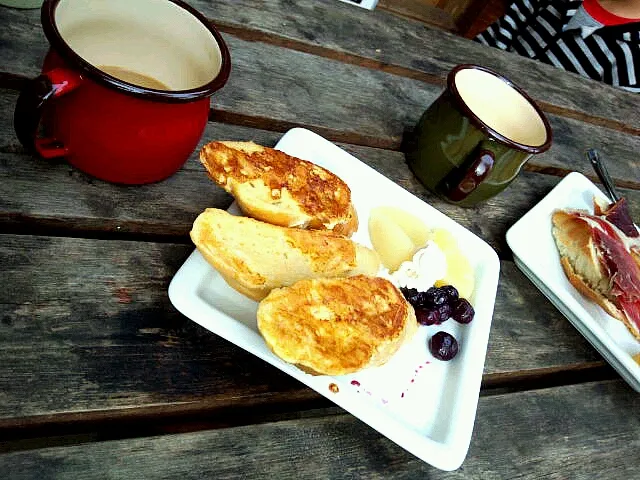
440,148,495,202
14,67,83,159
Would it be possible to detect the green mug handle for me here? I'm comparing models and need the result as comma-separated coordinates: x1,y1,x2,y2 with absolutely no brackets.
439,140,496,202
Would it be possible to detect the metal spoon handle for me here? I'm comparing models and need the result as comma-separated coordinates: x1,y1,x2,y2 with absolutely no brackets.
586,148,620,202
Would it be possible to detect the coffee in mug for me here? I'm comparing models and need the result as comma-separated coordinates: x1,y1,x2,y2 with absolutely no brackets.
14,0,231,184
97,66,170,91
406,65,552,206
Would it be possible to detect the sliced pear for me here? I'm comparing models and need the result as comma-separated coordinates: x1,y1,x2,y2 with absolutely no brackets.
436,245,475,299
430,228,458,254
370,206,430,247
368,209,476,297
368,210,415,272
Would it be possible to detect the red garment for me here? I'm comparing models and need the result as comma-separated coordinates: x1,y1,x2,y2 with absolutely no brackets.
583,0,639,26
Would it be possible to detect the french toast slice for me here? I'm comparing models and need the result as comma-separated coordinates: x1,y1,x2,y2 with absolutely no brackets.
200,141,358,236
190,208,380,301
257,275,418,376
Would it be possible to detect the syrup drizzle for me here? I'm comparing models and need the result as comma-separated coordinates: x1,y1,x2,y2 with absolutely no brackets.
349,361,431,404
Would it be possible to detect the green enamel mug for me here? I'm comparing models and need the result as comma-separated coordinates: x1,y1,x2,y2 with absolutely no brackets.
406,65,552,207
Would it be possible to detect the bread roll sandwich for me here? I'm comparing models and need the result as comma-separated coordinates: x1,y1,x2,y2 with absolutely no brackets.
190,208,380,301
200,141,358,236
551,204,640,340
257,275,418,375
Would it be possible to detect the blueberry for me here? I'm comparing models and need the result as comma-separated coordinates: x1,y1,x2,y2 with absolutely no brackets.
429,332,459,361
415,306,441,326
436,303,452,323
400,287,421,308
424,287,448,307
451,298,475,324
440,285,459,303
399,286,417,300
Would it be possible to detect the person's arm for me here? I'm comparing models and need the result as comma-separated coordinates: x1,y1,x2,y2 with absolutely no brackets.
598,0,640,19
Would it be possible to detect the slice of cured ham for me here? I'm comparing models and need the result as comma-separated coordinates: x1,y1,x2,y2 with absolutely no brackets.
552,197,640,341
594,197,639,238
579,214,640,298
619,297,640,339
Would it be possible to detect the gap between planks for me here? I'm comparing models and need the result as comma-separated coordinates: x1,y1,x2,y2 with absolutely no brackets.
0,215,196,245
0,362,618,453
215,23,640,137
1,19,639,146
3,77,637,191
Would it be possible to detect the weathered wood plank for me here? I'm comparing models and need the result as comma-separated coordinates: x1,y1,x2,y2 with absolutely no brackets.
2,143,639,255
0,380,637,479
0,235,605,421
0,6,436,149
7,83,637,188
1,87,639,250
0,235,315,420
5,139,640,254
1,40,638,188
377,0,459,31
188,0,640,133
1,4,637,475
1,150,639,256
3,82,637,185
531,113,640,190
1,1,639,145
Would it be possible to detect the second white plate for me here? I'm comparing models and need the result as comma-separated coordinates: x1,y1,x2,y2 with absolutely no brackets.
506,171,640,392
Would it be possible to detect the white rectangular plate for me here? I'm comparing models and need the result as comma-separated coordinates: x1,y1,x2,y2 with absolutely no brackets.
506,171,640,392
168,128,500,470
337,0,379,9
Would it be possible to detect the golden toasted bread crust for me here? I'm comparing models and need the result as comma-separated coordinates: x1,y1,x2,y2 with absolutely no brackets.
559,256,624,321
632,247,640,272
332,203,358,236
552,210,609,293
190,209,380,301
257,275,418,376
200,141,357,236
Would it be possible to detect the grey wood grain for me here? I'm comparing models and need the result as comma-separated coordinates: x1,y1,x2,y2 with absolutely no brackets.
0,6,438,148
539,114,640,186
185,0,640,132
0,235,314,420
0,234,604,420
1,1,639,150
0,380,637,479
2,88,639,253
1,3,638,474
5,87,636,186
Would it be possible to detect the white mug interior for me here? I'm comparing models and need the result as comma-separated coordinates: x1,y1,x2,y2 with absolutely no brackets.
54,0,223,91
454,68,548,148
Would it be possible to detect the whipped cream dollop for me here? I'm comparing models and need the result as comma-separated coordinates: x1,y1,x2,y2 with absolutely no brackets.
380,240,447,291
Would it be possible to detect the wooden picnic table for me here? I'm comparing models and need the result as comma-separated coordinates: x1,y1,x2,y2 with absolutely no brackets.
1,0,639,478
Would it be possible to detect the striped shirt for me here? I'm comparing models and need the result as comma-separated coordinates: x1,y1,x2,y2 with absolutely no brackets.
475,0,640,92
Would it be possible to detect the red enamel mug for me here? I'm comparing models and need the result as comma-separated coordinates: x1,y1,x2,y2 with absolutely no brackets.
14,0,231,184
